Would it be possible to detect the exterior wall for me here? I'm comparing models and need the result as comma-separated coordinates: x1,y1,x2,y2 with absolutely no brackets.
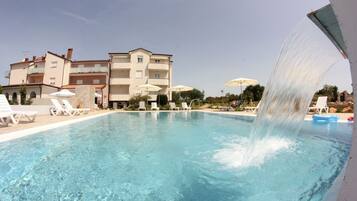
329,1,357,201
62,61,71,86
41,85,60,99
9,63,28,85
43,53,66,87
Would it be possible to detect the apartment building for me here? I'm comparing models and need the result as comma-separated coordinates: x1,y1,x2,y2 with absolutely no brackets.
109,48,172,107
3,48,172,108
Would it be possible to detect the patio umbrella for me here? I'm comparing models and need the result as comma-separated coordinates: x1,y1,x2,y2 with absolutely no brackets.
50,89,75,97
169,85,194,100
225,78,258,94
169,85,194,93
137,84,161,102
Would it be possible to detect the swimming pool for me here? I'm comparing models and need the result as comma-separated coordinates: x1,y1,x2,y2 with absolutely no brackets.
0,112,352,201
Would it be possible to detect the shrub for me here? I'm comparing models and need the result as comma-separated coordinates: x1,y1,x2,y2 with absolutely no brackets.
128,95,150,109
157,94,168,106
159,104,170,110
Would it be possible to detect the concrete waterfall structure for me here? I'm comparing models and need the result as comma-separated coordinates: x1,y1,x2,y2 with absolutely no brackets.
309,0,357,200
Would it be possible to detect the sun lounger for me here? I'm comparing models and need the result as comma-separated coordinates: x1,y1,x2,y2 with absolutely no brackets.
139,101,146,111
62,100,90,115
151,102,159,110
50,99,68,116
0,112,15,126
0,94,37,124
182,102,191,110
218,105,235,111
169,102,180,110
244,101,261,113
309,96,329,114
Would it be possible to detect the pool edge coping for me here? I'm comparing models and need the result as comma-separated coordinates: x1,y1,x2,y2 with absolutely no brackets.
0,111,116,143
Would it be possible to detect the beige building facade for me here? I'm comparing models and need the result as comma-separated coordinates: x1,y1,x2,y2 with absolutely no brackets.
3,48,173,108
109,48,172,107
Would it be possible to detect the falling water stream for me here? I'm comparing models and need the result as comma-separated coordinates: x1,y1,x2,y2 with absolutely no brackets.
214,19,343,168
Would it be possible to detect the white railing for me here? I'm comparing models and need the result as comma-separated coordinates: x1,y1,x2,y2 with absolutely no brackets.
70,67,108,73
148,78,169,85
148,63,169,70
28,68,44,74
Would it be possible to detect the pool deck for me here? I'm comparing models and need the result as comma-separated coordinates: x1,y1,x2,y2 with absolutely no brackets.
0,110,353,143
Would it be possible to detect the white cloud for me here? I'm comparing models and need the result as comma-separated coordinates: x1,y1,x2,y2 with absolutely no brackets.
59,10,96,24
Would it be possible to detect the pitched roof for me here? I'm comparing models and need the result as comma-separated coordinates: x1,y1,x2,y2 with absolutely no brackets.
109,48,172,56
47,51,71,61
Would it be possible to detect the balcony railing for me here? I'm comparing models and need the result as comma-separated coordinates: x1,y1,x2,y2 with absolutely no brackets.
112,63,131,69
148,63,169,70
28,67,44,74
70,67,108,73
110,78,131,85
148,78,169,85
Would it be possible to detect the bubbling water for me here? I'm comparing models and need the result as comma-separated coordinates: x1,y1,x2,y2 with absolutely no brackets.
214,19,343,169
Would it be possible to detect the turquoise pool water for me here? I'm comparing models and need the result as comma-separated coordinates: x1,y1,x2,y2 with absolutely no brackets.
0,112,352,201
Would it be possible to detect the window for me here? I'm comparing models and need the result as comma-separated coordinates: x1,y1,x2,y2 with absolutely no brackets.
51,61,57,68
76,80,83,84
50,77,56,85
93,79,100,84
155,59,160,63
154,73,160,79
137,56,143,63
30,91,36,99
135,70,143,78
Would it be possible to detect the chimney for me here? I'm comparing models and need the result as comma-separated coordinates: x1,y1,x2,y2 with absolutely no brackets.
66,48,73,60
24,58,29,62
32,56,36,61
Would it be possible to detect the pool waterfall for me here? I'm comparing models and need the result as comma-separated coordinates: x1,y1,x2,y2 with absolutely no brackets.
214,19,343,169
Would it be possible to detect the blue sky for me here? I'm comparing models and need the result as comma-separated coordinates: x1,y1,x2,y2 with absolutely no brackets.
0,0,351,96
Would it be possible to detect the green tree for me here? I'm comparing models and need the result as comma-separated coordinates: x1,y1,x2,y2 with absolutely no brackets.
20,85,27,105
0,85,2,94
315,85,338,102
181,89,204,101
238,84,265,103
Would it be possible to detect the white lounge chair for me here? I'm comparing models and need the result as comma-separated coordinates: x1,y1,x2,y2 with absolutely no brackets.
0,94,37,124
50,99,68,116
244,101,261,113
0,112,15,126
139,101,146,111
169,102,180,110
62,100,90,115
182,102,191,110
151,102,159,110
309,96,329,114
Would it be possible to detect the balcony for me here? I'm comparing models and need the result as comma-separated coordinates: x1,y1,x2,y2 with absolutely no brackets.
112,63,131,69
28,67,44,74
70,67,108,74
110,78,131,85
109,94,130,101
148,78,169,85
148,63,169,70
